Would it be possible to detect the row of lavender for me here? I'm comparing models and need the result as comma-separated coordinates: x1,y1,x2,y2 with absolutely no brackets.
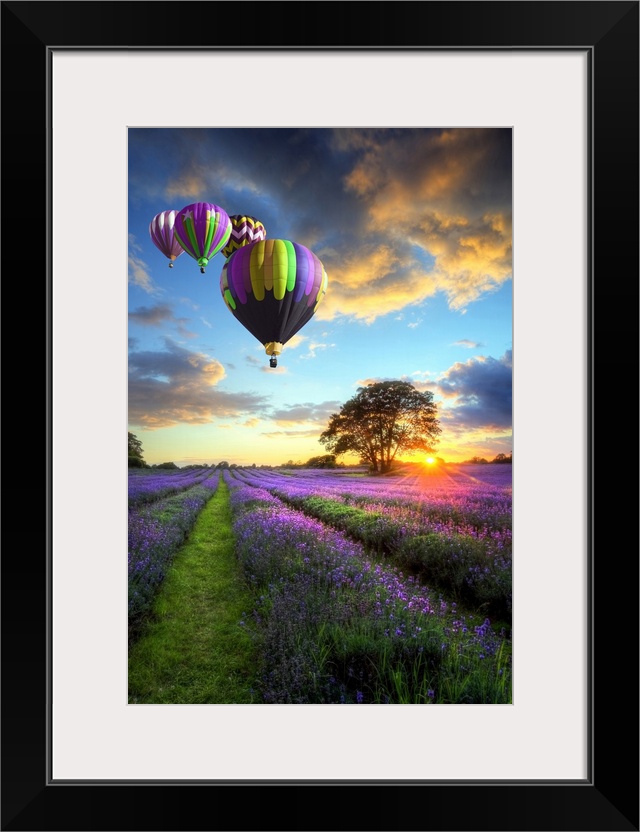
229,466,512,623
222,469,511,704
233,465,512,533
128,469,220,638
128,466,217,508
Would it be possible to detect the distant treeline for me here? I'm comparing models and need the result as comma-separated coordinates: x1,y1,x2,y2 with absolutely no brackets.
133,454,513,471
460,453,512,465
129,430,512,471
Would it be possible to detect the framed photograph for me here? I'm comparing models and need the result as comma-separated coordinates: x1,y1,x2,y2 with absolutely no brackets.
3,1,637,830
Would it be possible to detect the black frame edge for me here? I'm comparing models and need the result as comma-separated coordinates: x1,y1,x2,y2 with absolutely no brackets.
2,2,638,830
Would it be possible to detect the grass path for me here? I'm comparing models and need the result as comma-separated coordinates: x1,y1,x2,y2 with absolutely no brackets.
128,478,258,704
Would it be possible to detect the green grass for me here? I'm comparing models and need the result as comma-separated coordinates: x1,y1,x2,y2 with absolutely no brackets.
128,478,258,704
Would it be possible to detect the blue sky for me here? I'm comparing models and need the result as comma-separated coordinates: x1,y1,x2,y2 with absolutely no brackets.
128,128,512,467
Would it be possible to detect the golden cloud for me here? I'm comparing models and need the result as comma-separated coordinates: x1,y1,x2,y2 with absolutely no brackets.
327,129,513,320
164,173,205,201
164,161,262,204
315,245,442,324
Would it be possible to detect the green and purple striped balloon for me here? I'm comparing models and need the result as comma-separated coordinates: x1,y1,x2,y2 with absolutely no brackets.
173,202,232,274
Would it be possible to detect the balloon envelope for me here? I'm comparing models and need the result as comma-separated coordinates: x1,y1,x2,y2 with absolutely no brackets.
149,210,184,267
221,214,267,260
220,239,328,359
173,202,232,272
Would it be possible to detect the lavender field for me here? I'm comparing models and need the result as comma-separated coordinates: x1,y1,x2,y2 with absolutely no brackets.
128,463,512,704
128,468,220,633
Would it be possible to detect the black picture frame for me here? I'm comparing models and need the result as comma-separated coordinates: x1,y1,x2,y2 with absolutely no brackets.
3,2,638,830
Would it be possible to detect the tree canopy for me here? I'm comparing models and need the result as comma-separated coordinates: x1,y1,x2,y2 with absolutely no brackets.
319,380,441,473
304,454,338,469
128,432,146,468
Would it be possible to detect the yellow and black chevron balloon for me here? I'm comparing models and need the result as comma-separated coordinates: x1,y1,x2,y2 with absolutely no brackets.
221,215,267,259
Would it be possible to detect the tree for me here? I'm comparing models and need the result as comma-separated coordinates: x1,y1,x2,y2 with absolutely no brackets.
304,454,337,469
128,432,146,468
319,380,441,474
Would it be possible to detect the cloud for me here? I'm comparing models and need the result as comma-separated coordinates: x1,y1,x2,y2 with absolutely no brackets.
284,334,306,350
415,212,512,311
317,128,512,322
128,232,178,296
260,428,327,440
431,350,512,429
315,245,441,324
128,337,270,429
454,339,483,349
165,164,265,205
299,341,336,360
128,243,157,294
409,370,436,382
129,303,175,326
271,400,343,427
128,303,198,339
260,364,288,374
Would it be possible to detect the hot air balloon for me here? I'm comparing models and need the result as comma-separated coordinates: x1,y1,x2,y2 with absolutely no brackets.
149,210,184,268
173,202,232,274
220,239,328,368
221,214,267,260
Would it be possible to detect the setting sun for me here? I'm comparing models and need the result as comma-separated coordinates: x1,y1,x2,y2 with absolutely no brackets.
425,456,436,465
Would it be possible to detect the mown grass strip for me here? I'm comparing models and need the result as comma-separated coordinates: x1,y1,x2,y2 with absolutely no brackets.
128,478,258,704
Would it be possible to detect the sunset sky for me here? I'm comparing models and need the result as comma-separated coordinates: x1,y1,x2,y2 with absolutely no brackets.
128,128,512,467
